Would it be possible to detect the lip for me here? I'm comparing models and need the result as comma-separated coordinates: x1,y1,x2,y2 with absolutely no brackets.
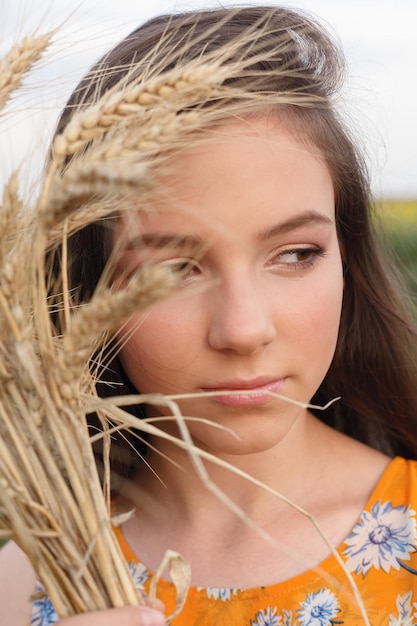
201,377,286,407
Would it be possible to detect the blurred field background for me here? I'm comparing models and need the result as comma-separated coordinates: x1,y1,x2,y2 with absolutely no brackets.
378,199,417,300
0,198,416,551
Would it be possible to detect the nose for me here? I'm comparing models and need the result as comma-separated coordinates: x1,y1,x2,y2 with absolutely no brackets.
207,273,277,355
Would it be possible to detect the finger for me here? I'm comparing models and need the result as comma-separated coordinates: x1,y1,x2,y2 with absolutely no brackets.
150,598,166,613
140,591,165,613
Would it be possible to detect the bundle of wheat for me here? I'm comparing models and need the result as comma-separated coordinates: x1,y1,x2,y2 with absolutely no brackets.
0,25,188,620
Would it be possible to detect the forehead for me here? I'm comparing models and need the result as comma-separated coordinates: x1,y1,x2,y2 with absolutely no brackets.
157,114,329,187
116,115,334,241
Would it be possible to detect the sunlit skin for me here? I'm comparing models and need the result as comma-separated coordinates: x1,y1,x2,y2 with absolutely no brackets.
114,116,344,459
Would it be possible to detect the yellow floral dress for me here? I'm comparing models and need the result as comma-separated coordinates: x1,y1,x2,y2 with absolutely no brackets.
32,457,417,626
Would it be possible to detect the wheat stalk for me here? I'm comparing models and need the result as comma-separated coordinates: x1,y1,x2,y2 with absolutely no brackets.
58,264,175,396
52,63,228,160
0,28,182,618
0,32,53,111
0,218,180,616
42,161,150,229
0,172,22,253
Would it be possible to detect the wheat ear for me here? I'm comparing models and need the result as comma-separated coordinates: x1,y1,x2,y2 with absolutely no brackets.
52,62,227,160
58,264,175,398
0,32,53,111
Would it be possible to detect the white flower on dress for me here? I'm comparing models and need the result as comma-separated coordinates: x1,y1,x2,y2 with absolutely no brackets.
205,586,238,601
250,606,281,626
343,501,417,576
297,588,340,626
389,591,417,626
128,560,150,591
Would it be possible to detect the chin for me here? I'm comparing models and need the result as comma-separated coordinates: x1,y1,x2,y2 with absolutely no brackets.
195,429,289,458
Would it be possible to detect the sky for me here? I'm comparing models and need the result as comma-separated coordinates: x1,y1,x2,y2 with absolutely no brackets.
1,0,416,198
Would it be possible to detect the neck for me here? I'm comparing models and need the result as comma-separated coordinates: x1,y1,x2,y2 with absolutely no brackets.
121,413,331,528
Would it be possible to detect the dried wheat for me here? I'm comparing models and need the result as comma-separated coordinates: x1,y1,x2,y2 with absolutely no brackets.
52,62,227,159
0,32,53,111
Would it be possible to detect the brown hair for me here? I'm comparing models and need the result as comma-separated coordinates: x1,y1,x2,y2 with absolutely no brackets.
49,6,417,461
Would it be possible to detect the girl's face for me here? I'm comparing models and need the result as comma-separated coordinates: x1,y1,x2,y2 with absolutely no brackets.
114,117,344,456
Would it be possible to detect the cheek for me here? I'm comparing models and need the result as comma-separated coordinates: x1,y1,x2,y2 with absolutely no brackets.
306,272,344,353
281,261,343,355
119,313,172,368
117,302,202,388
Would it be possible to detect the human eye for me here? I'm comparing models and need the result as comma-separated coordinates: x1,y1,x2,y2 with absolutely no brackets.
113,245,204,289
160,257,203,283
267,246,325,272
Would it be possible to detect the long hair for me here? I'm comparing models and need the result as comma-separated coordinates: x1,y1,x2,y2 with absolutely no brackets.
48,5,417,461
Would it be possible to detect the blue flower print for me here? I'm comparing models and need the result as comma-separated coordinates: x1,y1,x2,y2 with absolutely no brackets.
128,560,150,591
343,501,417,576
297,588,341,626
30,563,149,626
250,606,281,626
31,583,59,626
282,609,294,626
204,586,239,601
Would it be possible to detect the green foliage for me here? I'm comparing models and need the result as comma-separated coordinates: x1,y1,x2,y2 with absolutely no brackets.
388,229,417,294
380,199,417,299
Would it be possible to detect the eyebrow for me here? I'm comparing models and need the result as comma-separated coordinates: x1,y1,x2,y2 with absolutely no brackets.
125,234,203,250
124,210,333,250
259,210,334,241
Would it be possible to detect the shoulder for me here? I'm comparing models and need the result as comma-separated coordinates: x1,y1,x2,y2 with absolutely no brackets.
377,456,417,505
0,541,37,626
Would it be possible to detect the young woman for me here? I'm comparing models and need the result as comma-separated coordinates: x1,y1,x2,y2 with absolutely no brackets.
2,6,417,626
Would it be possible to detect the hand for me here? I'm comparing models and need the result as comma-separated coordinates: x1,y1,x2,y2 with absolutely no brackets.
58,605,166,626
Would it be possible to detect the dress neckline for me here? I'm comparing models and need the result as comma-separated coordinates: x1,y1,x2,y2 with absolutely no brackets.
113,456,403,598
